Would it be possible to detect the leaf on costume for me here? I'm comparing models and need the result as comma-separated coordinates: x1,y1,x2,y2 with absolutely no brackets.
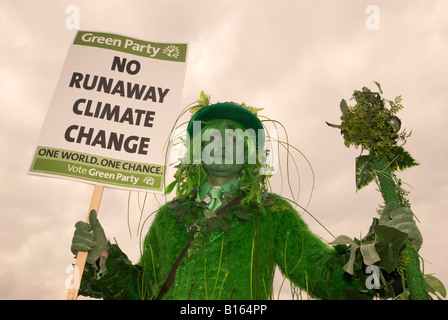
374,225,408,273
360,243,381,265
356,155,375,191
165,180,177,194
325,121,342,129
214,217,232,235
394,289,411,300
170,201,199,225
189,105,203,116
171,207,190,225
270,202,290,213
187,234,210,258
167,201,179,210
233,210,251,221
200,216,231,237
424,274,447,299
197,90,210,107
261,193,277,207
374,81,383,94
340,99,350,114
189,91,211,116
388,146,419,171
329,235,359,275
240,102,264,115
330,235,356,246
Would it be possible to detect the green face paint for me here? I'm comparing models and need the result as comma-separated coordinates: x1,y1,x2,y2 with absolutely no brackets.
201,120,245,185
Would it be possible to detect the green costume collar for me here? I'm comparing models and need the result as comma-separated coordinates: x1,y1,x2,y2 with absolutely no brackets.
198,178,240,201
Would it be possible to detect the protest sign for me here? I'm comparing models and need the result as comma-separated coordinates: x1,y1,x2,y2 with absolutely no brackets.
29,31,188,193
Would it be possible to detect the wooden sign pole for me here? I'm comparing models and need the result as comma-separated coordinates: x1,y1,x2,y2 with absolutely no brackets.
66,185,104,300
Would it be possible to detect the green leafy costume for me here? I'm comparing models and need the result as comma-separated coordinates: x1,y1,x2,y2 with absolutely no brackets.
80,190,370,300
74,93,432,300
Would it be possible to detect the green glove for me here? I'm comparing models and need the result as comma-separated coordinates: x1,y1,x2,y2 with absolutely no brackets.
71,210,110,267
379,202,423,250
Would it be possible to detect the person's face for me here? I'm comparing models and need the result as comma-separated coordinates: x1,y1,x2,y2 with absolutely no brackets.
201,120,245,180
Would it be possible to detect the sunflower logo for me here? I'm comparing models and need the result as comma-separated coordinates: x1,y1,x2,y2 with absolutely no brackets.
163,45,180,59
143,176,155,186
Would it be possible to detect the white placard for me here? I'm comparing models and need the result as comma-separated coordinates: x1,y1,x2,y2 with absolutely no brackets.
29,31,188,192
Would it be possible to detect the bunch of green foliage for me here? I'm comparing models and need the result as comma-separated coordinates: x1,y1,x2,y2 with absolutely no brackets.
327,82,409,160
326,83,418,199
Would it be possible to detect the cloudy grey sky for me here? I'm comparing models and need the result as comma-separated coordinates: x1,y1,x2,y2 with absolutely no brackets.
1,0,447,299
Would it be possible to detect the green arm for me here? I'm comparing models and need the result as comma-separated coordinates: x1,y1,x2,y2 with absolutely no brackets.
273,197,372,300
373,158,428,300
326,82,429,299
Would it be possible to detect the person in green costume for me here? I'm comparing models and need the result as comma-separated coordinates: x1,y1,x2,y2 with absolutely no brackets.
71,101,422,300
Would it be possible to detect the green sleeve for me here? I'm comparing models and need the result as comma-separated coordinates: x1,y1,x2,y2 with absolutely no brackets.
79,243,154,300
272,197,371,300
78,203,176,300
